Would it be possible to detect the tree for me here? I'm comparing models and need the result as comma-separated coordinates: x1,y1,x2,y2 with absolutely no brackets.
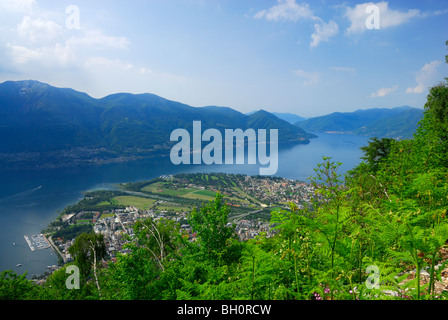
412,41,448,168
360,137,395,173
68,232,106,296
0,270,38,300
188,193,237,263
132,217,181,272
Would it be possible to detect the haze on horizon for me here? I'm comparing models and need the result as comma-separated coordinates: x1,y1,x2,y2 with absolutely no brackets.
0,0,447,118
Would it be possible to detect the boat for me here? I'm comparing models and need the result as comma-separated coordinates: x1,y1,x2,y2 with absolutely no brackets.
16,264,22,267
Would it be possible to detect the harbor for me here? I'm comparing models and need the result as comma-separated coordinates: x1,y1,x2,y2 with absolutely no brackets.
24,234,51,252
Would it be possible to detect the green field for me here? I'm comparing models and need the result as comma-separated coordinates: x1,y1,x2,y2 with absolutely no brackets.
194,189,218,197
141,181,201,197
182,192,215,201
112,196,156,210
155,204,192,212
231,186,264,206
99,213,115,219
125,174,257,211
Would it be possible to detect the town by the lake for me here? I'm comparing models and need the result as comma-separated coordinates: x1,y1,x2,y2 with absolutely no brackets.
28,173,315,282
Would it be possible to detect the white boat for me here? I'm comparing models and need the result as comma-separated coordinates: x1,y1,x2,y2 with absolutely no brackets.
16,264,22,267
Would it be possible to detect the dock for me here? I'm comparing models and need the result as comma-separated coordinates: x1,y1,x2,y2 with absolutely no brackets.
24,234,51,251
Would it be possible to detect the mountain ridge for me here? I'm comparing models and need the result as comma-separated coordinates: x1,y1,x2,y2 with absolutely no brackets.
295,106,424,139
0,80,315,170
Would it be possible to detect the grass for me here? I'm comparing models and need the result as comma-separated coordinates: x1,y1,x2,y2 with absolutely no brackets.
100,213,115,219
155,204,192,212
182,192,215,201
141,181,201,197
231,186,264,206
194,189,219,197
112,196,156,210
131,175,254,210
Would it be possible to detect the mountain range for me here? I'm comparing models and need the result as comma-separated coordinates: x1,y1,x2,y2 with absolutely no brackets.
247,111,306,124
0,80,425,170
294,106,424,140
0,80,315,170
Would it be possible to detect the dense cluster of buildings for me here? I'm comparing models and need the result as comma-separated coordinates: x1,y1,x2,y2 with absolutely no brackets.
238,176,314,209
234,218,272,241
50,175,314,266
52,206,274,263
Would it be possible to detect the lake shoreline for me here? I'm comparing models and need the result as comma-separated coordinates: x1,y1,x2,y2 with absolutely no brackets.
0,133,370,278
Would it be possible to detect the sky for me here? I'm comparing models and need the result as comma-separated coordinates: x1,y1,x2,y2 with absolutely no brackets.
0,0,447,118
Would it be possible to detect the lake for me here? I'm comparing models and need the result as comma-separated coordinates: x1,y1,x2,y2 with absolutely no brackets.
0,133,369,278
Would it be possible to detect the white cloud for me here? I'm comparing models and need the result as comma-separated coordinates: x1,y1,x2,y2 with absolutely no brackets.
84,57,133,71
6,11,130,68
345,1,420,34
292,69,320,85
17,16,63,44
0,0,37,13
0,0,192,100
6,43,44,64
254,1,339,48
139,67,153,75
370,85,397,98
67,29,130,50
330,66,357,75
406,60,442,94
254,0,318,22
7,41,78,66
310,20,338,48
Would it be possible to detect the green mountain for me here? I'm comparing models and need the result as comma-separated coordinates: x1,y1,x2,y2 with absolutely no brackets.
247,110,307,124
271,112,307,124
295,106,424,139
353,108,424,139
0,80,315,169
246,110,313,143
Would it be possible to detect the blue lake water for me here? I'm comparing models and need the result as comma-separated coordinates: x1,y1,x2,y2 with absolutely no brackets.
0,133,369,278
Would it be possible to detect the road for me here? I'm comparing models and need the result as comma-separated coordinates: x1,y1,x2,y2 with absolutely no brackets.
46,235,66,264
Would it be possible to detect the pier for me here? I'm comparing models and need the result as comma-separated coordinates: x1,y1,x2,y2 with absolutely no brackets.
24,234,50,251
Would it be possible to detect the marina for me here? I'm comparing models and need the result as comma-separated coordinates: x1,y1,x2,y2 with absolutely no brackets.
24,234,51,252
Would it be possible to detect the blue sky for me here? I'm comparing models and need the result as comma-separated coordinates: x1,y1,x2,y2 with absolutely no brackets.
0,0,447,117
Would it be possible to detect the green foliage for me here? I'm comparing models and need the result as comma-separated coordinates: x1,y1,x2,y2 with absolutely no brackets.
61,190,126,216
38,264,99,300
188,192,238,264
52,223,94,241
360,137,395,173
68,232,106,278
0,270,38,300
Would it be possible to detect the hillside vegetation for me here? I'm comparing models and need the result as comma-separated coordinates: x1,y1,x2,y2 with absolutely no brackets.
296,106,424,139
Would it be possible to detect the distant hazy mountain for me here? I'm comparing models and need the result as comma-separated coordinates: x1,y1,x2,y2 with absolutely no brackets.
0,80,315,169
295,106,424,139
247,110,306,124
353,108,424,139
